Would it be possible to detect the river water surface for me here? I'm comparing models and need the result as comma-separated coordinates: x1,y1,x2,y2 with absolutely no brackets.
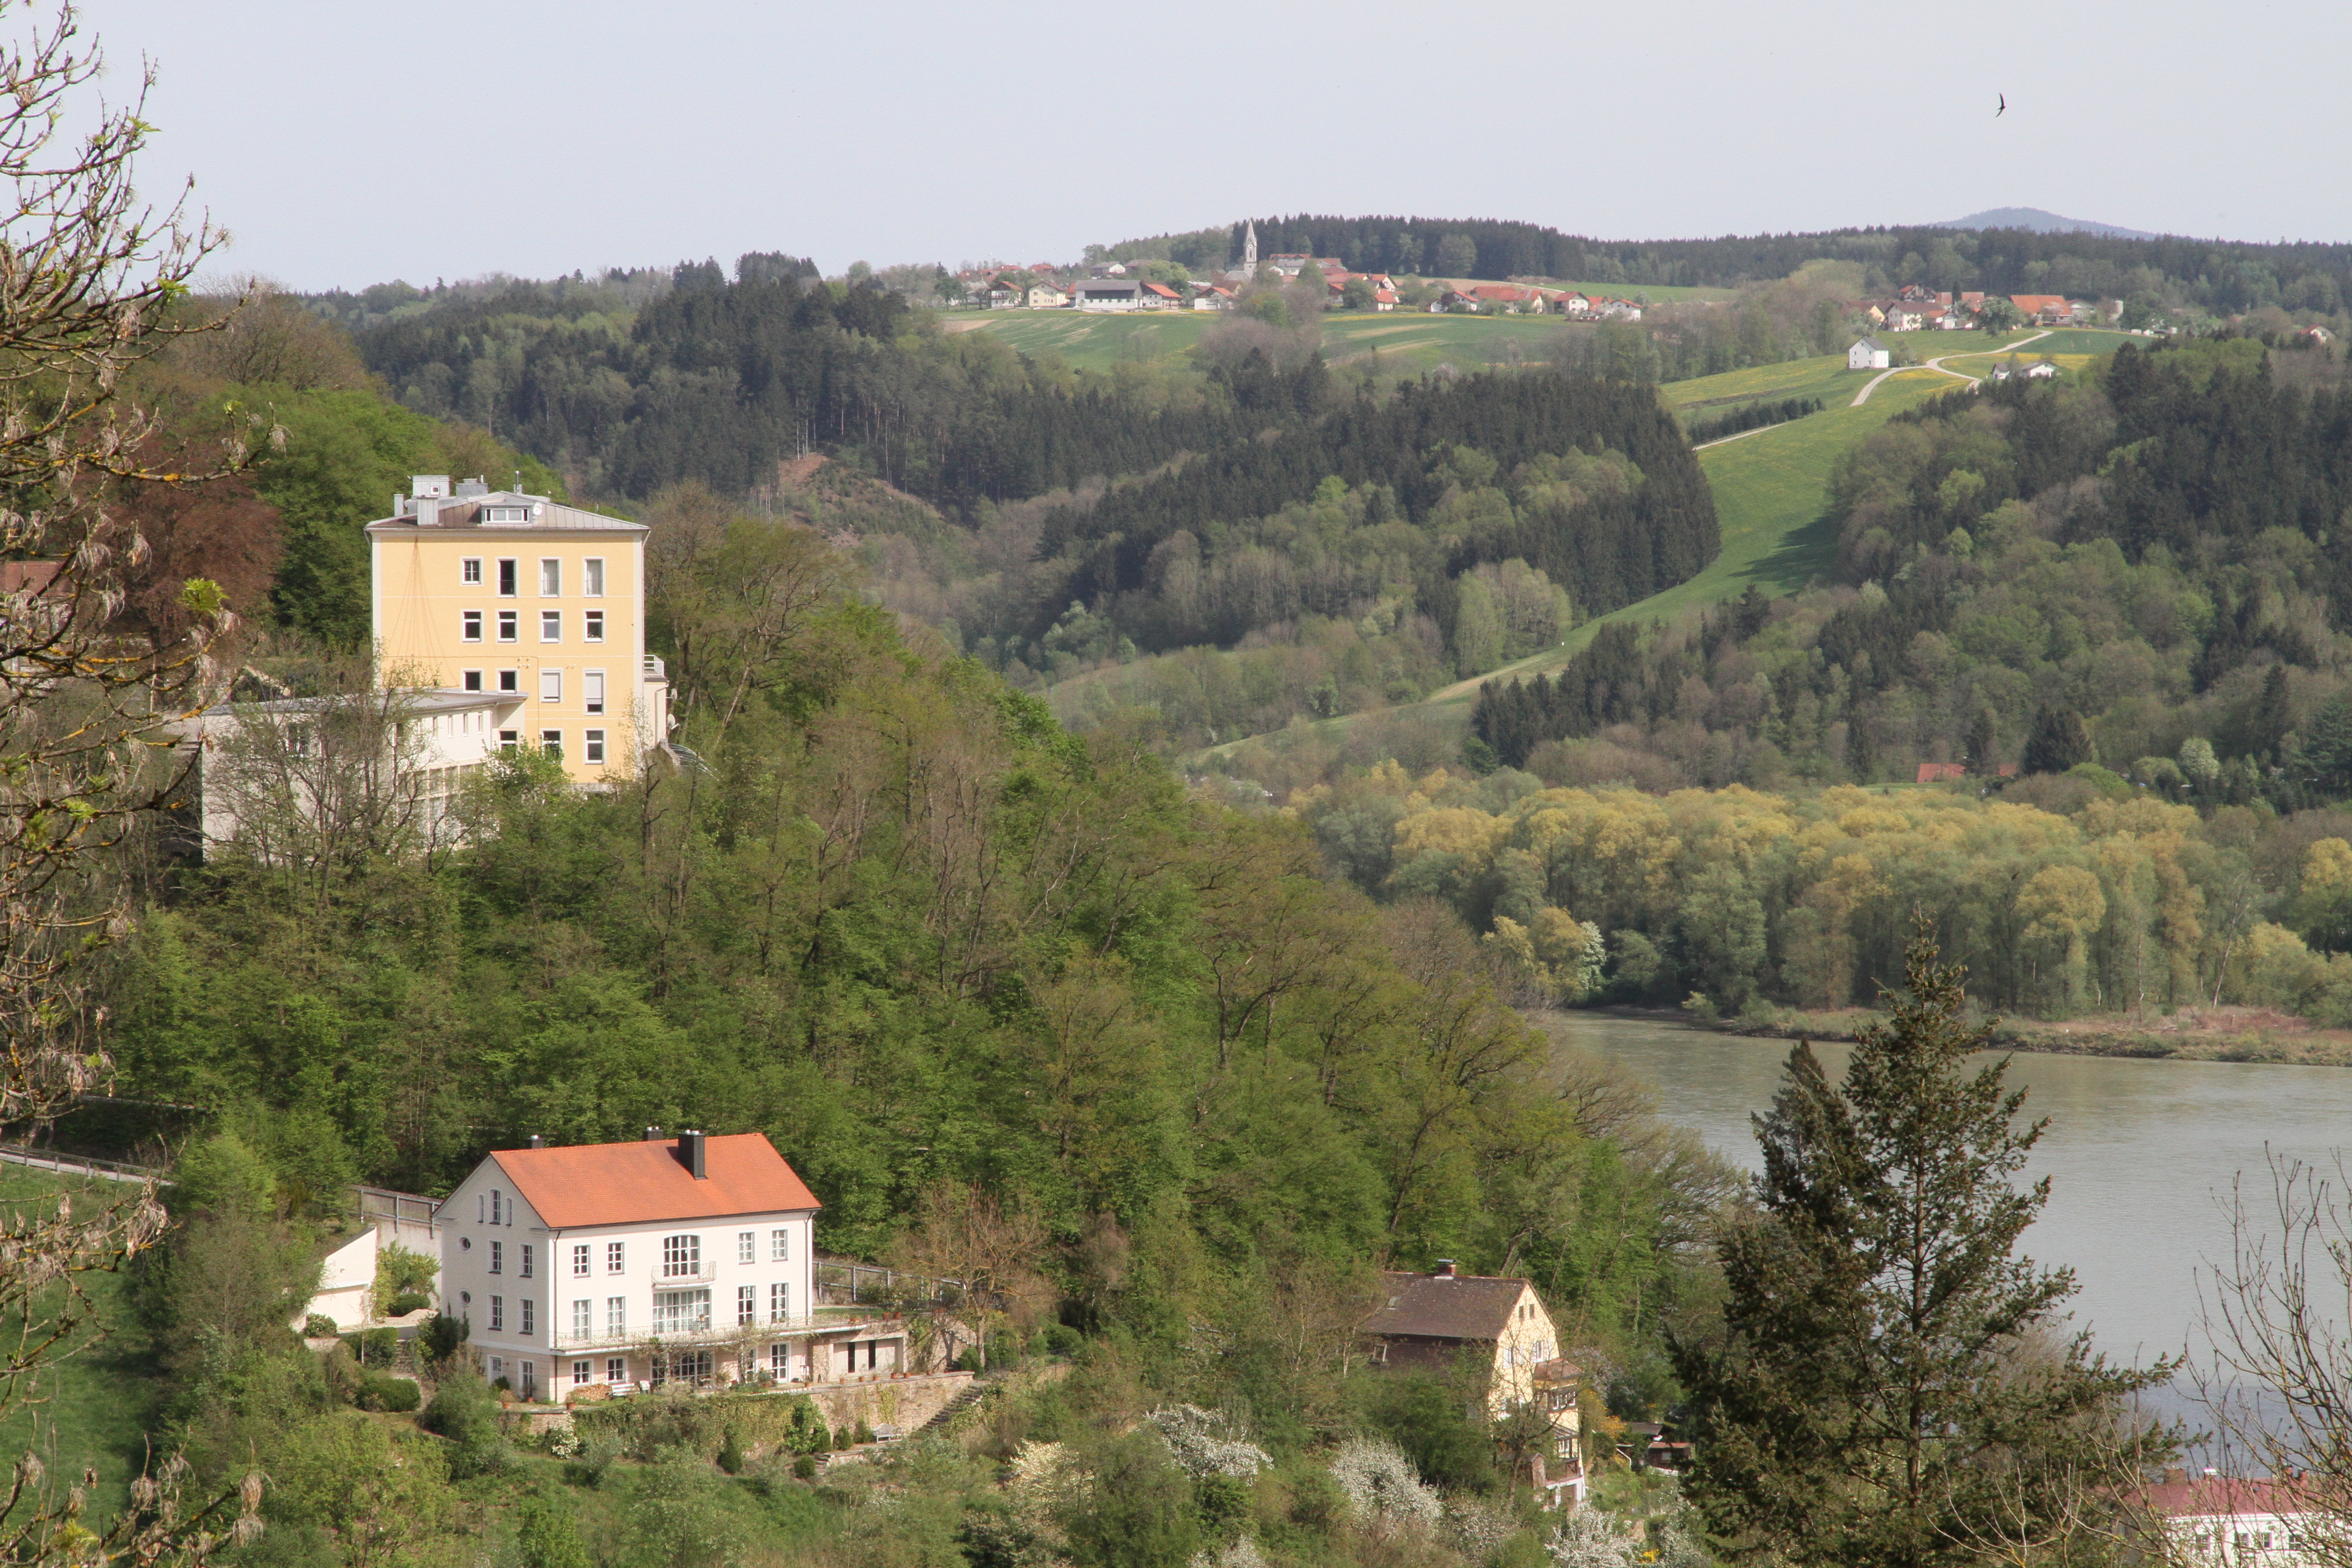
1549,1012,2352,1377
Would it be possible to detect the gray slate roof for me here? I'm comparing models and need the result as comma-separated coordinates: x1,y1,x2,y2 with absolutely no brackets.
364,492,647,535
1369,1270,1525,1342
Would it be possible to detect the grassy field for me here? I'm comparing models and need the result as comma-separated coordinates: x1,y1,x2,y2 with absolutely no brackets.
0,1165,158,1512
1322,314,1575,374
945,308,1590,375
1663,354,1867,413
941,309,1212,367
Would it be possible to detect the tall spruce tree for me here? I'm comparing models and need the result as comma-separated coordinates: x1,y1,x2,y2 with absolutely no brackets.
1670,922,2172,1567
2021,706,2092,775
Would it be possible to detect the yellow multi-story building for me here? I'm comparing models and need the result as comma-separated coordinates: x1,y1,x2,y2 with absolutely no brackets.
367,477,671,784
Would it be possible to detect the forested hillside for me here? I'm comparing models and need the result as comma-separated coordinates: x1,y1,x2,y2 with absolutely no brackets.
1472,337,2352,799
313,265,1720,743
32,370,1744,1568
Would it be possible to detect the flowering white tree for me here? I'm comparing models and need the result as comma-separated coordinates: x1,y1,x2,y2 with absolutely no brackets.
1146,1406,1272,1481
1326,1438,1441,1534
0,5,265,1563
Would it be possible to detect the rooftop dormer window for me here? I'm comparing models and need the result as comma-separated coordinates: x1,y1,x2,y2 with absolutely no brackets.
487,505,531,524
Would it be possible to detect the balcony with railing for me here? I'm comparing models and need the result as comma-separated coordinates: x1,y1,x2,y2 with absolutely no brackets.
547,1312,891,1353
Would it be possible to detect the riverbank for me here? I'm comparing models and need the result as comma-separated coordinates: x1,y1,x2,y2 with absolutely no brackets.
1578,1004,2352,1068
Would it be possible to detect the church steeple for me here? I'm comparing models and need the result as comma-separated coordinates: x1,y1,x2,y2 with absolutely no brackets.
1242,220,1257,275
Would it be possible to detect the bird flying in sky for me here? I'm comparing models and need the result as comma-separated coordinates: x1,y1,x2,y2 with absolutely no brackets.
1996,93,2007,116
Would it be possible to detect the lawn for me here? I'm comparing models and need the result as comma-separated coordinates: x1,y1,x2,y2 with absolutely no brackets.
0,1165,160,1514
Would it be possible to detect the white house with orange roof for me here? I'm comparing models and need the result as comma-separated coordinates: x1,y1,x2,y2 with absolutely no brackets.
440,1129,908,1401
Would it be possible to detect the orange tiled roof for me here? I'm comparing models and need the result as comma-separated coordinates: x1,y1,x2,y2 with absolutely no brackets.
492,1134,820,1228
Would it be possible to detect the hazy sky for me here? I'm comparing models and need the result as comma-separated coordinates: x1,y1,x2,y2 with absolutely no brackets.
83,0,2352,291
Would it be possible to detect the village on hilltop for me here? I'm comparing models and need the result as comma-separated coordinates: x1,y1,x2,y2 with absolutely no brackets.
942,222,2167,331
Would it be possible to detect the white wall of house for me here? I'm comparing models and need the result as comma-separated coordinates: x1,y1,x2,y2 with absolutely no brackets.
171,692,523,853
439,1157,818,1400
304,1227,382,1332
1488,1284,1561,1416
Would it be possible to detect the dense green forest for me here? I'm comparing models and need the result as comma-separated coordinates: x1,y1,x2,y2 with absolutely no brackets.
1288,764,2352,1023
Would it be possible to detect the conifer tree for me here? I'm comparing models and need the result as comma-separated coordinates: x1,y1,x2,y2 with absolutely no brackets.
2021,706,2092,775
1670,921,2172,1568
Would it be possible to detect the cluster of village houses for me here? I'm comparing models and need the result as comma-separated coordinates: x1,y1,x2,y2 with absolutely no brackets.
1864,280,2114,330
950,242,2141,326
954,258,1650,319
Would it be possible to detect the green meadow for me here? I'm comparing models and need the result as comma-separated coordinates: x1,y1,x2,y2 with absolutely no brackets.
0,1165,158,1514
1664,354,1866,413
945,307,1592,375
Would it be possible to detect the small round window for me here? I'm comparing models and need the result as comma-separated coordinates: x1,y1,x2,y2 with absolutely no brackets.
460,1291,472,1305
460,1236,473,1251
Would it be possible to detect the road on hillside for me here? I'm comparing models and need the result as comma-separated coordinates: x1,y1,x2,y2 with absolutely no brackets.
1851,329,2051,405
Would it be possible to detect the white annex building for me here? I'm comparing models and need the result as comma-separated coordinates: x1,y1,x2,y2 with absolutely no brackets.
1848,337,1891,371
441,1131,907,1400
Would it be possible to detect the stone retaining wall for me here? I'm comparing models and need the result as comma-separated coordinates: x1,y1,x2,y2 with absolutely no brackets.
801,1370,972,1435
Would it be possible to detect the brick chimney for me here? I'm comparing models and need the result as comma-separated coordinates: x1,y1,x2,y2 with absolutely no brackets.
1433,1259,1457,1279
675,1129,707,1179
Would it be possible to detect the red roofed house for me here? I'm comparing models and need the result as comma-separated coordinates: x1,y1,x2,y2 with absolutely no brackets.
1916,762,1968,783
1454,283,1544,314
2009,294,2072,323
1140,281,1183,309
2139,1473,2317,1565
440,1130,905,1401
1370,1263,1585,1506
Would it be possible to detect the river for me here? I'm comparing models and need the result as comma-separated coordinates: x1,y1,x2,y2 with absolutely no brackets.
1548,1012,2352,1384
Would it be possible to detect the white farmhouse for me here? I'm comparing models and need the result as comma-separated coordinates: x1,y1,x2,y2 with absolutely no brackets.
2143,1474,2316,1565
441,1130,907,1401
1848,337,1891,370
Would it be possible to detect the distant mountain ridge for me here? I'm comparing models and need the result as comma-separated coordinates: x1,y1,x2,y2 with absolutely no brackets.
1933,207,2158,240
